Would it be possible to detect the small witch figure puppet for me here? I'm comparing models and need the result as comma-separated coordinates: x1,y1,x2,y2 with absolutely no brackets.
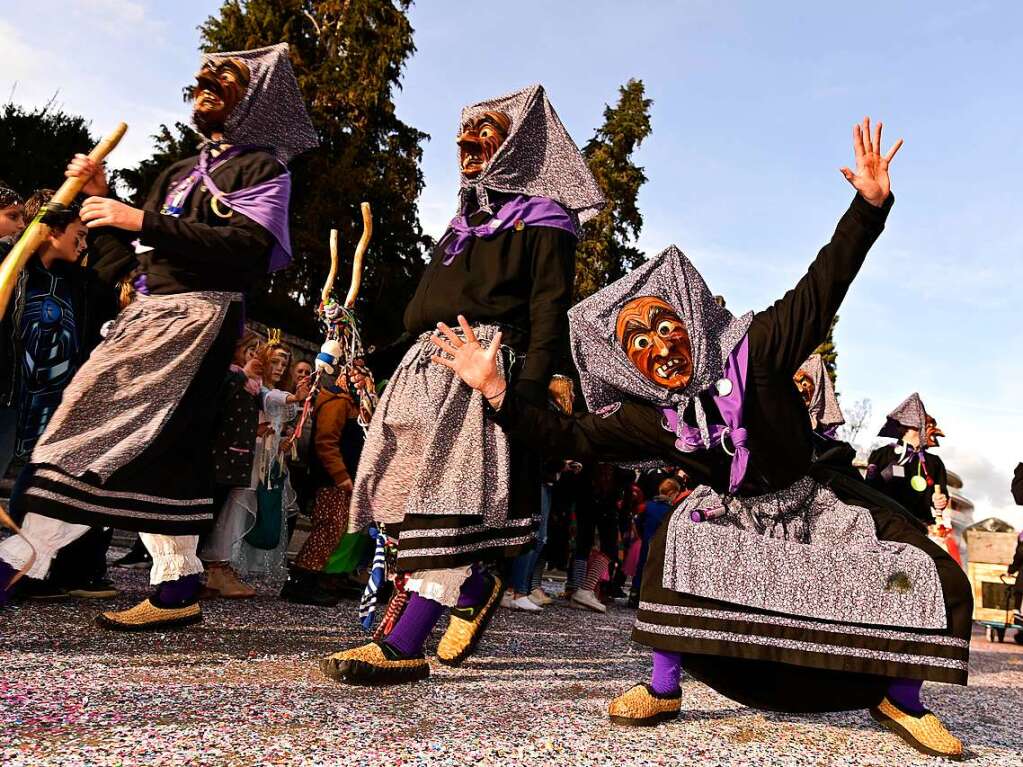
323,84,603,685
432,118,971,759
867,393,950,527
793,353,845,438
0,44,317,632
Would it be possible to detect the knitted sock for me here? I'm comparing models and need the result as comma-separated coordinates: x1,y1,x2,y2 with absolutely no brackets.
581,550,611,592
530,557,545,592
456,565,488,608
650,649,683,696
384,593,444,657
153,574,201,607
568,557,587,591
887,678,926,715
372,587,409,642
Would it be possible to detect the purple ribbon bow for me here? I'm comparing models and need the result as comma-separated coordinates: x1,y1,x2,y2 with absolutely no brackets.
662,335,750,493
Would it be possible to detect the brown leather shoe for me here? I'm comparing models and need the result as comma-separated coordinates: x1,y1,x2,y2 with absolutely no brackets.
204,562,256,599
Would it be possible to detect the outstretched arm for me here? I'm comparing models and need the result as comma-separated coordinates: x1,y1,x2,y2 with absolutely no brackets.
429,316,700,471
752,118,902,377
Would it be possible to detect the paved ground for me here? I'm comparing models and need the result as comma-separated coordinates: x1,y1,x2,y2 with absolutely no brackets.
1,565,1021,767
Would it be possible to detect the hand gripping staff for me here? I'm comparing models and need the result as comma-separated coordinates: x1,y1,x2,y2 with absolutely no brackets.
0,123,128,318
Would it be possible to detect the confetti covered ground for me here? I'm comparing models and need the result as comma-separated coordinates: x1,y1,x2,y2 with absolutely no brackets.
2,565,1021,767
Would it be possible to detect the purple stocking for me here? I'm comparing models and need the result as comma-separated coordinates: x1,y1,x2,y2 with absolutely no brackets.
456,565,488,608
153,574,201,607
887,678,925,715
384,593,444,657
650,649,682,695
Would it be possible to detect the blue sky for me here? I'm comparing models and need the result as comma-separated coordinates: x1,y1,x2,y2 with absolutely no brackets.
2,1,1021,524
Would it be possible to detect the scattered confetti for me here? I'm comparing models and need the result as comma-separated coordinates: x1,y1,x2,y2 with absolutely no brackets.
1,565,1020,766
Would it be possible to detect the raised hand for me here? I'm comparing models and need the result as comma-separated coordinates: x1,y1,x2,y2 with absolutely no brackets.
430,315,507,406
840,117,903,207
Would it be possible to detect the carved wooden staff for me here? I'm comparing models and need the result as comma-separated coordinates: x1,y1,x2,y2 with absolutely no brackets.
344,202,372,309
0,122,128,318
292,202,374,439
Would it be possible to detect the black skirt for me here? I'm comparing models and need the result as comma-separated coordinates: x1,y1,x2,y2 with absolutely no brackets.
633,471,972,713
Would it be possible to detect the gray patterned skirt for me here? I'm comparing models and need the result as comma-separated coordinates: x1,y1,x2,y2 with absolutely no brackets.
12,292,242,535
350,327,536,571
635,475,972,711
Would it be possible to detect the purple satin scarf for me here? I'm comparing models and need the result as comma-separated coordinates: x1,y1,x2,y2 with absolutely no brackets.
440,194,577,265
662,335,750,493
160,145,293,272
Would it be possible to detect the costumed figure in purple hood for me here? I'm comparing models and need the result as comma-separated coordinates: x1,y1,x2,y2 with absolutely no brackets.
431,119,972,759
867,394,951,529
319,85,603,685
0,44,317,631
794,353,845,439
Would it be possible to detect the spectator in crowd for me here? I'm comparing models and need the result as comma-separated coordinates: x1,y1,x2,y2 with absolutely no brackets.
1,190,121,600
629,476,685,607
280,367,366,606
506,375,577,611
200,337,307,595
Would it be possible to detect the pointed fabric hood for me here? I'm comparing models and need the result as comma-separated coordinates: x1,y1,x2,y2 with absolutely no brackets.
569,245,753,448
457,84,604,225
797,354,845,431
201,43,318,163
878,392,928,438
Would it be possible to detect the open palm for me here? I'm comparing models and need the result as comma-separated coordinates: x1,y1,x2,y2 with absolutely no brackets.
430,316,505,400
840,117,903,207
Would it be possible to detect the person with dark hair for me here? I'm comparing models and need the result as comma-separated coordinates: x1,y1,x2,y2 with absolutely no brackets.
0,181,26,246
0,44,317,632
0,189,121,599
433,119,972,759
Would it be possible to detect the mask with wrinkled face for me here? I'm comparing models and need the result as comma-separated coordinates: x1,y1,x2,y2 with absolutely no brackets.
924,415,944,447
192,58,251,137
457,111,510,179
615,296,693,389
793,369,815,407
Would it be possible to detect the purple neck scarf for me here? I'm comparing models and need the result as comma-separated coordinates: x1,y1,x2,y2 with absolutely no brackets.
440,194,577,265
160,145,293,272
662,335,750,493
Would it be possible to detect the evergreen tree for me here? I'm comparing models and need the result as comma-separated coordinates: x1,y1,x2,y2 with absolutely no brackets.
813,315,839,384
574,79,652,301
0,102,95,195
193,0,429,343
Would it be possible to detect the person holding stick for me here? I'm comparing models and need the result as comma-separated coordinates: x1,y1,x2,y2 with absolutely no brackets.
430,119,971,759
0,44,317,632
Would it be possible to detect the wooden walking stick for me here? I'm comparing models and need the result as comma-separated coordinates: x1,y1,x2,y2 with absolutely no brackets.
0,505,35,591
0,122,128,319
344,202,373,309
293,202,376,438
